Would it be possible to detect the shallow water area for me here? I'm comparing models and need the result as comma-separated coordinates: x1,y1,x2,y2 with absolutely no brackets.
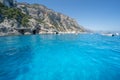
0,34,120,80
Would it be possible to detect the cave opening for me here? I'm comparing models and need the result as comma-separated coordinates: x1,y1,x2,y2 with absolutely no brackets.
33,30,37,34
20,29,24,35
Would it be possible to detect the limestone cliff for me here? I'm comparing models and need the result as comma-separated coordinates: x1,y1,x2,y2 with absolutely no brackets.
0,0,86,36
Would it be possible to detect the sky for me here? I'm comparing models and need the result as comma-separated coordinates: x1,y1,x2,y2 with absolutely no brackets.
17,0,120,31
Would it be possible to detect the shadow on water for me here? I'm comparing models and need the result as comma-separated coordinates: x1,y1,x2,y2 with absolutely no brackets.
0,45,33,80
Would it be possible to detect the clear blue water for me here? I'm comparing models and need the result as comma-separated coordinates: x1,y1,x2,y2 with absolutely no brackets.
0,34,120,80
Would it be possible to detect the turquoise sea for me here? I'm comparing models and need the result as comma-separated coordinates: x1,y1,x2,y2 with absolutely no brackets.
0,34,120,80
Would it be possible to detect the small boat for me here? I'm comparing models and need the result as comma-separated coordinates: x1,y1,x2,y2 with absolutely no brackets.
101,33,115,37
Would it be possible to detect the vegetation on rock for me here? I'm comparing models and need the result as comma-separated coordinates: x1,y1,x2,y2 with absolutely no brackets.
0,2,30,27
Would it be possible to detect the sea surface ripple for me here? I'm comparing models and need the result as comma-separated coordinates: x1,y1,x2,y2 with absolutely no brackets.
0,34,120,80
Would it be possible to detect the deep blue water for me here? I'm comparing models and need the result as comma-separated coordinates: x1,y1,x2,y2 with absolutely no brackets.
0,34,120,80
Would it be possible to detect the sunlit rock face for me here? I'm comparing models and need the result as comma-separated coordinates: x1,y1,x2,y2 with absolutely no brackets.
17,3,86,33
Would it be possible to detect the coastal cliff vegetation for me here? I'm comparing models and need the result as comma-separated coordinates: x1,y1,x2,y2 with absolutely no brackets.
0,2,30,26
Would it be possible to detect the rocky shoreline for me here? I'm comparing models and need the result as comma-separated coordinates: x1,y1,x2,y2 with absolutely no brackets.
0,29,88,36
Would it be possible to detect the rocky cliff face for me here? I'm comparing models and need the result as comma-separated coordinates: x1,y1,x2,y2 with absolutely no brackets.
0,1,86,36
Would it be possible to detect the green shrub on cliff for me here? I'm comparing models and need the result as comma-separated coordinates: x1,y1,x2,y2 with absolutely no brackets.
0,2,30,27
21,16,29,26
